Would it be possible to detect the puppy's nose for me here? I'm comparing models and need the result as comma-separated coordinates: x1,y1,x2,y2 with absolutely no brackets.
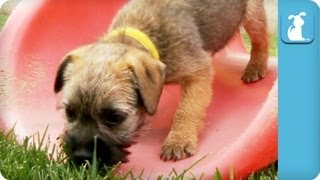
73,148,93,164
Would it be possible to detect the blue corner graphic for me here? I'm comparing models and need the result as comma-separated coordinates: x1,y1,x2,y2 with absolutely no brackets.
311,0,320,7
279,0,320,179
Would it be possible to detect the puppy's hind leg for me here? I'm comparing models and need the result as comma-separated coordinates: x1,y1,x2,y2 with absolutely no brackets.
241,0,269,83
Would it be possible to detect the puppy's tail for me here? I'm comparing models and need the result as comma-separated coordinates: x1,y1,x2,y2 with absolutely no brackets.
287,25,294,39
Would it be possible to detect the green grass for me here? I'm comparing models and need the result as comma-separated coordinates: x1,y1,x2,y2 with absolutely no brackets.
0,15,278,179
0,15,8,31
0,128,277,179
0,130,225,179
0,129,277,179
247,163,278,180
0,129,121,179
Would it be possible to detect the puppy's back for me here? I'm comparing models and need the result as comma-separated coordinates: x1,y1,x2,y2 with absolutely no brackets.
109,0,248,55
191,0,248,51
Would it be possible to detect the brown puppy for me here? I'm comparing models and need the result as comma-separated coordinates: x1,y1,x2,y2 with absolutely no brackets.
54,0,268,165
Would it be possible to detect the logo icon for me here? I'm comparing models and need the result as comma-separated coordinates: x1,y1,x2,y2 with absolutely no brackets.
287,12,308,41
281,9,314,44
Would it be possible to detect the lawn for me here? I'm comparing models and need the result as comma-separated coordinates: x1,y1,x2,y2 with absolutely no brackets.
0,15,7,31
0,130,277,179
0,15,278,179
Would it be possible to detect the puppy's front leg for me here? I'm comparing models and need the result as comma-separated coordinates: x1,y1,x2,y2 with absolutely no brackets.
161,65,212,161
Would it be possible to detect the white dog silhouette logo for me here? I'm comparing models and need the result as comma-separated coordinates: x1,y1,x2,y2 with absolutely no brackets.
287,12,307,41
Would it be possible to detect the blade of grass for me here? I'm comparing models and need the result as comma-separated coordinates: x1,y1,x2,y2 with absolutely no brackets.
91,135,98,178
105,162,121,178
138,168,145,179
229,167,234,180
121,167,134,180
37,125,49,151
168,168,178,177
175,155,207,179
213,168,222,180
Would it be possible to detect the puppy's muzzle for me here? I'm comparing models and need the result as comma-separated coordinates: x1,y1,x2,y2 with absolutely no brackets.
64,133,131,166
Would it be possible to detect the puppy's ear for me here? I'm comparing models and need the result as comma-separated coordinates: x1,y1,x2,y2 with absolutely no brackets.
128,55,166,115
54,55,73,93
288,15,294,20
299,12,306,17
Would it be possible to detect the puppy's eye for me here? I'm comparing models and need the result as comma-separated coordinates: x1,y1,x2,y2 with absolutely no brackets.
101,108,127,126
65,107,77,122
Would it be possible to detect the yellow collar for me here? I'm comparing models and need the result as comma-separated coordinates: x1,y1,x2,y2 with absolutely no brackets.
106,27,160,60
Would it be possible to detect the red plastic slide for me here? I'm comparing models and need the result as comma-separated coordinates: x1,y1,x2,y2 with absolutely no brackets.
0,0,278,179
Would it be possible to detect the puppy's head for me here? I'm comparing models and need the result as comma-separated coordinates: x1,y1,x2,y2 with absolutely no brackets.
54,43,166,166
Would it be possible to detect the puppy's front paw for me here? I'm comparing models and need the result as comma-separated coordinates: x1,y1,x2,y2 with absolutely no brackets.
160,133,197,161
241,60,267,83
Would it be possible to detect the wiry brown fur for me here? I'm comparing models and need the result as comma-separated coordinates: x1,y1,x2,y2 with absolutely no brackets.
54,0,268,165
